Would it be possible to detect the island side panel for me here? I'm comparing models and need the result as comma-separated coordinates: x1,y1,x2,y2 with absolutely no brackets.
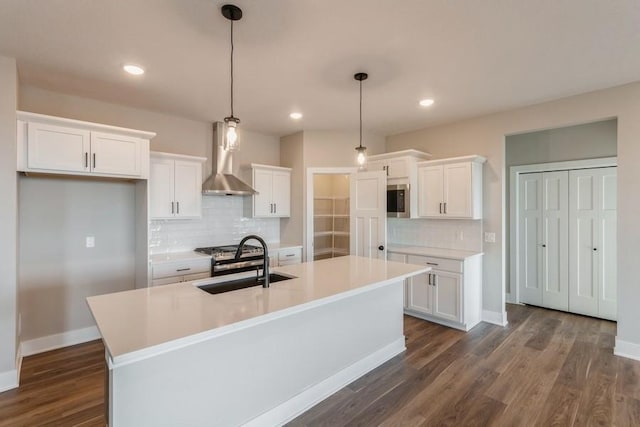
109,280,404,427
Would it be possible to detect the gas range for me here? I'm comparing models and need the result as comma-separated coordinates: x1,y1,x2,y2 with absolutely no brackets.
195,244,266,277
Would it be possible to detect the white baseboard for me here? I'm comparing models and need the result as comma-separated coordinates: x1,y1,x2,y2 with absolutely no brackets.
0,368,19,393
482,309,508,327
244,337,406,427
21,326,100,357
614,337,640,362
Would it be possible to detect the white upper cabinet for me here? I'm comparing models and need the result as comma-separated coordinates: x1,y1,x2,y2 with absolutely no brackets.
250,164,291,218
150,152,206,220
17,111,155,179
417,155,486,219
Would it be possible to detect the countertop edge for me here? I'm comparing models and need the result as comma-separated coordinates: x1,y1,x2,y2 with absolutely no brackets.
387,245,483,260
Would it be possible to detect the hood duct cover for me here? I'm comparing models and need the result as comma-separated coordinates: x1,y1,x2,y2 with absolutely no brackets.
202,122,257,196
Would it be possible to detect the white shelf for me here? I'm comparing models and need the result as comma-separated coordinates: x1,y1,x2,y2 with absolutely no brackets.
314,231,350,237
313,196,350,260
314,197,350,201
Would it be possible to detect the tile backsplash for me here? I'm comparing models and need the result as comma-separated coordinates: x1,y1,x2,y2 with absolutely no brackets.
388,218,482,252
149,196,280,254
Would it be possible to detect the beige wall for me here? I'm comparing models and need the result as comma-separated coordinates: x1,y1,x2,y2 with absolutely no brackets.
387,81,640,348
280,130,385,252
506,119,617,167
504,119,618,293
18,177,137,340
280,132,304,246
0,56,18,380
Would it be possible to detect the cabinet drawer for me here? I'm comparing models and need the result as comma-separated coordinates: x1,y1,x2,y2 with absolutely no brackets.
152,258,211,279
182,272,211,282
278,248,302,263
406,255,462,273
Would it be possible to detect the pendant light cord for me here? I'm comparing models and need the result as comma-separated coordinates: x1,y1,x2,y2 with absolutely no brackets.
230,19,234,118
359,79,363,148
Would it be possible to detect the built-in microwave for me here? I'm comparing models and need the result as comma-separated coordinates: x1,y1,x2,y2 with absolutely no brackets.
387,184,410,218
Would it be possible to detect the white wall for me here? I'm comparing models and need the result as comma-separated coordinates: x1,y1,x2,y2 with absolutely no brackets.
18,177,137,340
386,81,640,351
280,132,304,247
0,55,18,389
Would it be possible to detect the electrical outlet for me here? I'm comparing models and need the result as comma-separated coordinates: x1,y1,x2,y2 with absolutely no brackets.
86,236,95,248
484,232,496,243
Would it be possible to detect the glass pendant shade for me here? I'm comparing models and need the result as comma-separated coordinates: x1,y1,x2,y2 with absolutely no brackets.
224,118,239,151
355,145,367,169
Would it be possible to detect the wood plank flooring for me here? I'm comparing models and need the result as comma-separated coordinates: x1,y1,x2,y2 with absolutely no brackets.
1,304,639,426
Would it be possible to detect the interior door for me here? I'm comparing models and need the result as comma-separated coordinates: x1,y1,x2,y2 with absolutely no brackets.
541,171,569,311
350,170,387,259
598,167,617,320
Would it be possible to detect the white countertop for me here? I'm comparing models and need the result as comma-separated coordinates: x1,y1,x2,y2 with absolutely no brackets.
268,242,303,250
150,251,211,264
388,244,483,260
87,256,427,365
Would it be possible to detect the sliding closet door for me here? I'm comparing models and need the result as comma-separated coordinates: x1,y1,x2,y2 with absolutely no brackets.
569,167,617,320
540,171,569,311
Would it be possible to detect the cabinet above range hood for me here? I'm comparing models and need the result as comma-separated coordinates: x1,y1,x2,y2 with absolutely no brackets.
202,122,257,196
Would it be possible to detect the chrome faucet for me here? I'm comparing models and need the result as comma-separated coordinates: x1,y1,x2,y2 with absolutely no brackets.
234,235,270,288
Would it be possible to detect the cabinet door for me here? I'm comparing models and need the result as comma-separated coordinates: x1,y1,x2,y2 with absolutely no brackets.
418,165,444,217
271,170,291,217
432,271,462,322
150,159,176,219
174,160,202,218
443,162,472,217
27,122,90,173
406,255,433,313
253,169,273,217
90,132,143,177
386,158,409,179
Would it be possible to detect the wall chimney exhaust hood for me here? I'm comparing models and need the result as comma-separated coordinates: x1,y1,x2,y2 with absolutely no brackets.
202,122,257,196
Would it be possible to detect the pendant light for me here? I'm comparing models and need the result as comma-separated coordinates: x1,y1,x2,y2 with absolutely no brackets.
221,4,243,151
354,72,368,169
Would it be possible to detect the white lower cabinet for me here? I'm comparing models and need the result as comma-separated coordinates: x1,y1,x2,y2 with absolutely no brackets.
269,246,303,267
389,250,482,331
151,257,211,286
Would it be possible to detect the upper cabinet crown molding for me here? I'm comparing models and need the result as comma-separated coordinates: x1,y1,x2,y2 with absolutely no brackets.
17,111,155,180
249,163,292,173
367,149,432,162
416,155,486,167
17,111,156,139
151,151,207,163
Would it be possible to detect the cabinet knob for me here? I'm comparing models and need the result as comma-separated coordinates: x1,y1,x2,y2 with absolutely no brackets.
378,245,385,251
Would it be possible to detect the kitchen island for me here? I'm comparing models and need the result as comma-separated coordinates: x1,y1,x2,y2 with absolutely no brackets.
87,255,428,426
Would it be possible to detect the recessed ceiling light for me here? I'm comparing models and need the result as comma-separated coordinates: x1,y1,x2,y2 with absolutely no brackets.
289,112,303,120
419,98,435,107
123,64,145,75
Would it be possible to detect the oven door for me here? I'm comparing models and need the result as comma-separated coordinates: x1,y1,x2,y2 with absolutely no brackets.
387,184,410,218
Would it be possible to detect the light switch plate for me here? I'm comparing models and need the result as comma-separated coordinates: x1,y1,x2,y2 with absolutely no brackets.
484,232,496,243
86,236,95,248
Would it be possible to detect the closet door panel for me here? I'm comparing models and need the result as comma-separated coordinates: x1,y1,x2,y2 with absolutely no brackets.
541,171,569,311
599,168,617,320
569,172,598,316
519,173,542,306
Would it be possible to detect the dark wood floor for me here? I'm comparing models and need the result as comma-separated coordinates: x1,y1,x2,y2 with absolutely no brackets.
1,304,639,426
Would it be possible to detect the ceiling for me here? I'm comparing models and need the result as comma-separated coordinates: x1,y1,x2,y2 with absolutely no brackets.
1,0,639,137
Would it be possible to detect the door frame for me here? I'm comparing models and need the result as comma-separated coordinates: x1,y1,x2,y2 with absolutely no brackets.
509,157,617,304
305,167,357,262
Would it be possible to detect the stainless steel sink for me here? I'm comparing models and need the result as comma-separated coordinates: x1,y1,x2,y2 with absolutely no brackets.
197,273,295,295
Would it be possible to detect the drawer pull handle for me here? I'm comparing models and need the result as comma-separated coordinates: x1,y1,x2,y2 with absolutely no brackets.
176,268,191,272
426,262,439,266
285,254,295,257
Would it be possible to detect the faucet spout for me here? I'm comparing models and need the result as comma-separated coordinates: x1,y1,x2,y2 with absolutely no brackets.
235,235,270,288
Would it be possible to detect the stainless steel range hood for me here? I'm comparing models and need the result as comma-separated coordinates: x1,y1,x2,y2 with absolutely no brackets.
202,122,257,196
